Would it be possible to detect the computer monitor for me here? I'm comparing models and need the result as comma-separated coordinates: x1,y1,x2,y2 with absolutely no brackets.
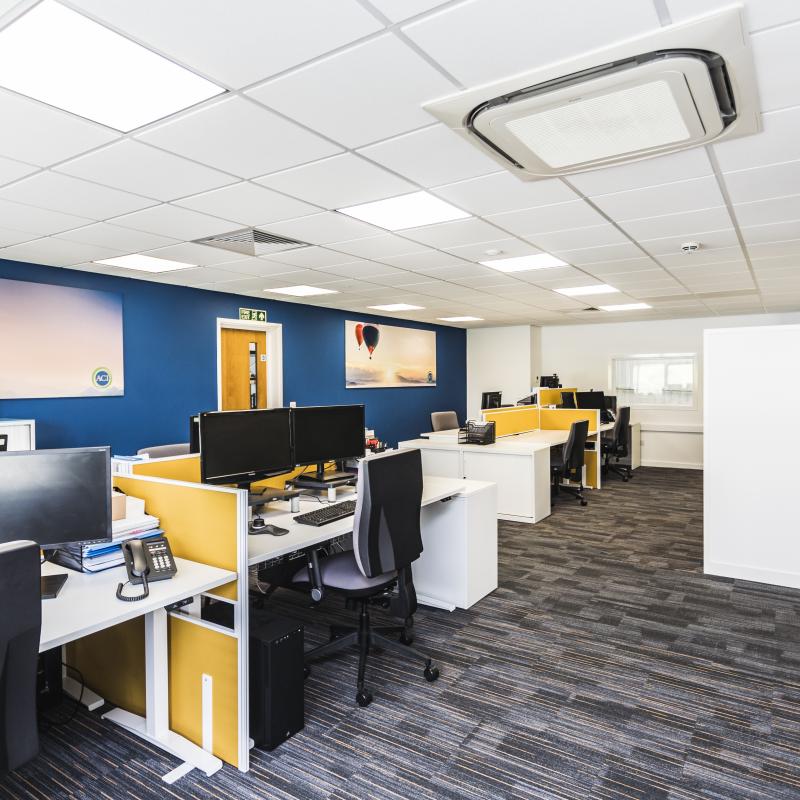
576,391,606,410
604,395,617,414
199,408,293,487
189,414,200,454
291,405,365,481
481,391,502,410
560,392,576,409
0,447,112,549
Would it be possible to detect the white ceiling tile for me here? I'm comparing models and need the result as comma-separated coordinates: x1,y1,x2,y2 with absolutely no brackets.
742,220,800,244
174,181,319,226
109,204,235,240
0,198,91,235
327,235,426,260
535,224,629,253
56,140,237,202
0,88,118,166
366,0,448,23
315,261,403,279
256,153,413,209
582,257,661,276
545,242,643,265
750,22,800,112
668,260,749,277
402,0,658,86
247,35,456,148
0,237,122,266
54,222,178,251
402,217,508,248
734,195,800,227
723,160,800,204
487,200,606,238
214,257,306,278
416,263,497,280
666,0,800,32
567,149,713,197
432,172,577,216
264,212,381,244
714,107,800,172
0,171,155,219
444,237,541,262
366,271,444,287
383,250,468,270
140,241,257,266
751,255,800,271
69,0,382,88
358,124,499,187
591,176,725,221
657,247,745,267
0,155,37,186
260,245,361,268
146,266,251,286
639,229,740,256
0,226,35,247
619,207,733,240
137,96,342,178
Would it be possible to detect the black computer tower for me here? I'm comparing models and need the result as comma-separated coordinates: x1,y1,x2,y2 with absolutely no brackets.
250,617,304,750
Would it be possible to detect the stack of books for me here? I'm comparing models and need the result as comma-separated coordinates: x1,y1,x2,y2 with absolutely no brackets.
54,514,163,573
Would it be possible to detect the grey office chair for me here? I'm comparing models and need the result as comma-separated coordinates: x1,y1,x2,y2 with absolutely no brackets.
550,420,589,507
0,434,8,452
292,449,439,707
136,443,191,458
0,541,41,774
602,406,632,482
430,410,459,432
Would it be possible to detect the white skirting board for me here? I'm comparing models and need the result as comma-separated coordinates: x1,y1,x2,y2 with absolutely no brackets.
705,561,800,591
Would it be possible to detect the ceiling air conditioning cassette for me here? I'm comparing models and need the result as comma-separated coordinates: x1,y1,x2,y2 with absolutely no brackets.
425,6,759,179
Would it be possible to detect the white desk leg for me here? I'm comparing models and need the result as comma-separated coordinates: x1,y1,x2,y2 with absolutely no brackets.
102,607,223,783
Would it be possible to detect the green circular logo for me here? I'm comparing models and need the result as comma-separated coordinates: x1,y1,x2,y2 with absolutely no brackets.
92,367,112,390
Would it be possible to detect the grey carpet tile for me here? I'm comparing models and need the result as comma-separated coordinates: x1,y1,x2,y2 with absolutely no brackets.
3,467,800,800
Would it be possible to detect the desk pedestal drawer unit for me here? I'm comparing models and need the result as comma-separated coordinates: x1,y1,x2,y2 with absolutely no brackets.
414,481,497,610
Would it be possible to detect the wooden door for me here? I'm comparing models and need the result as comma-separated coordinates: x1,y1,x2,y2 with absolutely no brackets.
220,328,267,410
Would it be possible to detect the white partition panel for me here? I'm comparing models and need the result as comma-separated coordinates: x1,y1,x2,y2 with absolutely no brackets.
704,324,800,588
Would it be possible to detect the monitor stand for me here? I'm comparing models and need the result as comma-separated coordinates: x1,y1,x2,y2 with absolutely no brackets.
293,462,354,490
245,485,301,506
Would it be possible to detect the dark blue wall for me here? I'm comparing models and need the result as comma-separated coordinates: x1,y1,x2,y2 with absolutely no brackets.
0,259,466,453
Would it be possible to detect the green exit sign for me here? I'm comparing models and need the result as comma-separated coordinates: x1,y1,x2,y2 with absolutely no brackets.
239,308,266,322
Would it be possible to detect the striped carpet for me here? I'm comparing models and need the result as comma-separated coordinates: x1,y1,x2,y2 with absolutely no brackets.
4,467,800,799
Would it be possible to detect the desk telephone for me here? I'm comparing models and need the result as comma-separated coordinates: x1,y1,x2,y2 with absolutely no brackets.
116,537,177,602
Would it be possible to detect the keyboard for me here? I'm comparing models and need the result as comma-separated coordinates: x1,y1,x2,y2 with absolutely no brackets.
294,500,357,527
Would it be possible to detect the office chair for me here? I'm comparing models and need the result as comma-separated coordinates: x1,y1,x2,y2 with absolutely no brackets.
602,406,632,482
431,410,459,432
550,420,589,507
292,449,439,707
136,443,191,458
0,434,7,452
0,541,41,774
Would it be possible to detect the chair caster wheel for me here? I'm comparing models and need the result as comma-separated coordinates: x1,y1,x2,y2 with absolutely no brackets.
303,665,311,680
356,690,373,707
400,630,414,646
580,500,588,507
424,663,440,682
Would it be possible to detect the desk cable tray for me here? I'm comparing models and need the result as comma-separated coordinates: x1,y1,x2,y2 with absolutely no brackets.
458,420,496,445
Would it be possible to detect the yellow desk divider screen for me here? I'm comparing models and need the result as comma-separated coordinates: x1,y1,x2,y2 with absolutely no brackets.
132,454,201,483
482,405,540,437
539,408,599,434
66,472,251,772
538,387,577,407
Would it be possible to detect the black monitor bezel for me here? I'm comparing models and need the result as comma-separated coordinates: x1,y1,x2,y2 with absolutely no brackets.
291,404,366,467
575,391,606,411
199,408,294,486
0,446,112,549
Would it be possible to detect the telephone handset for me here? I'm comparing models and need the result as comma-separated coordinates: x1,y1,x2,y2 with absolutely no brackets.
116,537,177,602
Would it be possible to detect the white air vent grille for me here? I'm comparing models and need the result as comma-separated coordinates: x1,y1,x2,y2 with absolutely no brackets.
195,228,309,256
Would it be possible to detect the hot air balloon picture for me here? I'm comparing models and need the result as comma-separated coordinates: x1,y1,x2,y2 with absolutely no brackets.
345,320,436,388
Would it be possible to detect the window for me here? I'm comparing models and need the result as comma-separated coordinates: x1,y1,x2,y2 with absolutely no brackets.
611,353,696,408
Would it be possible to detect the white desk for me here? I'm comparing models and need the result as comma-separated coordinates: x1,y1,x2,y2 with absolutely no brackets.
41,558,236,783
248,476,498,611
401,424,615,524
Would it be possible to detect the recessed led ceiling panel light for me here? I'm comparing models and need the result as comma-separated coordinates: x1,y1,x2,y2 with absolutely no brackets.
0,0,225,132
598,302,652,311
338,191,469,230
368,303,425,311
438,316,484,322
94,254,195,273
480,254,566,272
265,285,339,297
555,284,619,296
425,8,759,177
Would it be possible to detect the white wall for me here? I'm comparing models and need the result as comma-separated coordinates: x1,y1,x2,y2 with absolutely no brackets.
539,311,800,468
704,324,800,589
466,326,538,420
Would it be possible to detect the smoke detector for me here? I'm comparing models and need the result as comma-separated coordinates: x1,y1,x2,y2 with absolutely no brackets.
681,241,701,253
194,227,309,257
425,7,759,179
